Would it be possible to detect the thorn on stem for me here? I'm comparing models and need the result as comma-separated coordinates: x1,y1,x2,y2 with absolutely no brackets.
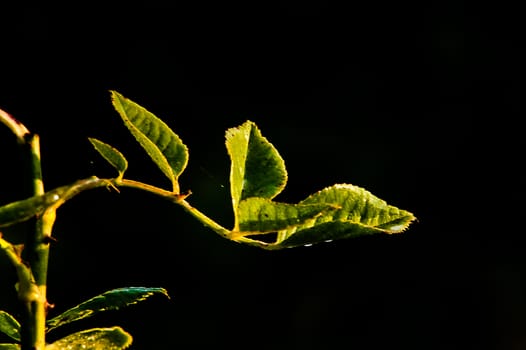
13,244,25,257
46,301,55,313
42,235,57,244
103,179,120,193
176,190,192,201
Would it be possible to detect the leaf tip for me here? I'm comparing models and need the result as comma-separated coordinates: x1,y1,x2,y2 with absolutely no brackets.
383,212,418,234
109,90,127,110
109,89,120,99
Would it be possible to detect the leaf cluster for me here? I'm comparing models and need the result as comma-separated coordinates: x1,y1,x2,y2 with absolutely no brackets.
91,91,417,249
0,288,168,349
1,91,415,249
0,91,416,348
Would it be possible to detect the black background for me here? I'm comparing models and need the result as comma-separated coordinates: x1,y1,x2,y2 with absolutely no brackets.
0,3,521,349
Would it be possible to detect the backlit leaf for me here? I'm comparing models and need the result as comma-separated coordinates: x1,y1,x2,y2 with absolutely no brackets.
111,90,188,193
0,311,20,342
46,327,132,350
225,121,287,227
46,287,169,332
88,138,128,180
271,184,416,248
236,197,335,233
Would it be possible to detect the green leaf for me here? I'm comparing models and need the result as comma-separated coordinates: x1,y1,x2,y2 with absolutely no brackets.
46,287,169,332
275,221,395,249
271,184,416,248
236,197,335,233
88,138,128,180
110,90,188,193
0,311,20,342
46,327,132,350
225,121,287,227
0,344,20,350
299,184,415,230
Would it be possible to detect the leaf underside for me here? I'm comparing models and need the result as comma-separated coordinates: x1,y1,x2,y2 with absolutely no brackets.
46,287,169,332
46,327,132,350
0,311,20,342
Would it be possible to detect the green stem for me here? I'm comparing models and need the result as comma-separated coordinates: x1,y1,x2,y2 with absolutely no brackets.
2,110,234,348
72,178,233,238
21,133,50,350
1,173,233,347
0,109,49,349
0,107,30,143
117,179,232,239
6,177,234,241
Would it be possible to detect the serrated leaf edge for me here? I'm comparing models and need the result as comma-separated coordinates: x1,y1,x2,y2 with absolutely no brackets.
110,90,188,193
46,287,169,332
45,327,132,350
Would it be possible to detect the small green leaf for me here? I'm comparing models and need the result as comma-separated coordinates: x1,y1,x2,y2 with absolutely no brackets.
236,197,335,233
271,184,416,248
0,344,20,350
46,287,169,332
225,121,287,226
46,327,132,350
0,311,20,342
88,138,128,180
110,90,188,193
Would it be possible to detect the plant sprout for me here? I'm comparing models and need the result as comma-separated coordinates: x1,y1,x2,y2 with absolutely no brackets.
0,91,416,349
